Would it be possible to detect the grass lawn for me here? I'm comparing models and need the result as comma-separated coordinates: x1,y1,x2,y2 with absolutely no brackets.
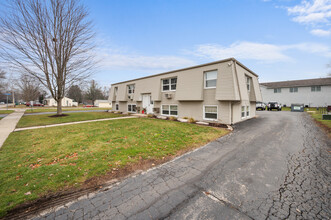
0,118,228,217
308,112,331,134
25,107,112,113
17,112,125,128
0,110,14,114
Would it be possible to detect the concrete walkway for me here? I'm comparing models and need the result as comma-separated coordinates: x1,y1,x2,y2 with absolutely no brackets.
14,116,137,132
0,109,25,148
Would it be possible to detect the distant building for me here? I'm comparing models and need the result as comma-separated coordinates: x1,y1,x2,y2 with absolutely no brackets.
94,100,112,108
45,97,77,107
260,77,331,107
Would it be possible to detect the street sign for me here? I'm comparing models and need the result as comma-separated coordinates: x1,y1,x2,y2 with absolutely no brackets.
4,93,11,96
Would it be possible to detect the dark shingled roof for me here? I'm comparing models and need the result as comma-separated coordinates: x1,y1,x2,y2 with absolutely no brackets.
260,77,331,89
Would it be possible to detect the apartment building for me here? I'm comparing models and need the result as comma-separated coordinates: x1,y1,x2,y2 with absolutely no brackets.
260,77,331,107
109,58,262,124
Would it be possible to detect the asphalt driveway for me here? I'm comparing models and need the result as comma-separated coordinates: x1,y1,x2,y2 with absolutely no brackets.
30,111,330,220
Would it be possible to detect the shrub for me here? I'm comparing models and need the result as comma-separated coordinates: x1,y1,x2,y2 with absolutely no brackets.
147,114,155,118
183,117,188,119
169,116,177,121
188,117,196,123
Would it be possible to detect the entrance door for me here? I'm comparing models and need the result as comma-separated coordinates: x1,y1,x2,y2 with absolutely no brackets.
142,94,154,114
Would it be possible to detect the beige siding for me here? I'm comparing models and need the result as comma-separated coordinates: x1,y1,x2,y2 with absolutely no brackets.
235,64,249,101
109,86,115,102
176,65,220,101
252,77,262,102
117,84,127,101
216,61,240,101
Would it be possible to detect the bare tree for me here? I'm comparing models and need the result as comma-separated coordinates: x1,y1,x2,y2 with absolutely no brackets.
67,84,83,103
16,75,41,102
0,69,5,93
0,0,95,115
85,80,105,106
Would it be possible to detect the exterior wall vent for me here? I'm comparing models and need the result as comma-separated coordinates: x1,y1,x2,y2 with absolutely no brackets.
165,93,172,99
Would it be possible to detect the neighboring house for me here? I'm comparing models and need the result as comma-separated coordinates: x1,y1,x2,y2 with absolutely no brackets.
94,100,112,108
260,78,331,107
109,58,262,125
45,97,75,107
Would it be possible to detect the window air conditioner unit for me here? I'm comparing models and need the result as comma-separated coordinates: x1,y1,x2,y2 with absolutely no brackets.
165,93,172,99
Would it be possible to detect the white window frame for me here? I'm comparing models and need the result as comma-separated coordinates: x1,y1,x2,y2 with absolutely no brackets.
161,104,178,116
115,103,119,111
162,77,177,92
203,105,218,121
241,106,246,118
127,84,135,94
127,104,137,113
289,87,298,93
246,76,251,91
204,70,218,89
246,105,250,117
311,86,321,92
274,88,281,93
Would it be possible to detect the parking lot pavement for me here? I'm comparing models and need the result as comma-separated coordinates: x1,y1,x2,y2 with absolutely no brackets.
30,111,330,220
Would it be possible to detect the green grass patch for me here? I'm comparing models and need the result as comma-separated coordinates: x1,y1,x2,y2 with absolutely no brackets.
309,112,331,130
17,112,125,128
0,110,14,114
0,118,228,216
25,107,112,113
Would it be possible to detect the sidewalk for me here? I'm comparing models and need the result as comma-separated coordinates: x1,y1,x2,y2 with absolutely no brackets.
14,116,137,132
0,109,26,148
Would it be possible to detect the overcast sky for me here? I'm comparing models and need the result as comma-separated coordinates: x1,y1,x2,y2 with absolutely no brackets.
83,0,331,86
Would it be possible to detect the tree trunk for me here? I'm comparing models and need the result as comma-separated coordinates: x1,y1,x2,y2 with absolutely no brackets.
57,98,63,115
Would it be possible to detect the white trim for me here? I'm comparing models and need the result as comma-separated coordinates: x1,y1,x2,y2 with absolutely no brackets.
161,104,178,116
127,104,137,113
241,106,246,119
161,77,177,92
204,70,218,89
127,84,135,94
203,105,218,121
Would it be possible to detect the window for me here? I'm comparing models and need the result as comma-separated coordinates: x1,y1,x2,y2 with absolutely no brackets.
127,84,135,94
161,105,178,116
246,76,251,91
241,106,245,118
115,103,119,111
204,70,217,88
311,86,321,92
204,106,218,120
127,104,137,113
246,105,250,117
290,87,298,93
114,87,118,96
162,77,177,91
274,88,281,93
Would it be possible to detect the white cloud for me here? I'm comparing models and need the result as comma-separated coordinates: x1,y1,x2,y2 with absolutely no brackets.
97,50,195,70
191,41,331,63
193,42,290,62
310,28,331,36
287,0,331,24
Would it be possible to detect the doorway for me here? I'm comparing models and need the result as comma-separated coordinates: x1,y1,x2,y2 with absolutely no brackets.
142,94,154,114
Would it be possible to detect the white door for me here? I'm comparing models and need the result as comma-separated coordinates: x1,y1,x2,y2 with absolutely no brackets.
142,94,154,114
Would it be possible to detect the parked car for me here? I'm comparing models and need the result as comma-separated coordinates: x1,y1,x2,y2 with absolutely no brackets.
256,102,266,110
26,102,44,107
267,102,282,111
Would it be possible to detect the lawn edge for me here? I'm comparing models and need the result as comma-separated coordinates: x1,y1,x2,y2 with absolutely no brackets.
2,127,230,220
307,112,331,139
